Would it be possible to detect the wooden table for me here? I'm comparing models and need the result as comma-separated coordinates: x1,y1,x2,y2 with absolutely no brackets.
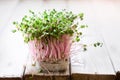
0,0,120,80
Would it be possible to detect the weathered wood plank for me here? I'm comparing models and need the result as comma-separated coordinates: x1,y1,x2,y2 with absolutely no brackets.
41,0,67,10
70,36,115,80
0,20,28,79
68,0,116,80
91,1,120,79
1,0,120,80
0,0,19,33
0,0,31,79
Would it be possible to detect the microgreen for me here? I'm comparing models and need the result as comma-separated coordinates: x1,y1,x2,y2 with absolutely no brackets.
13,9,84,43
94,42,103,47
12,29,16,33
12,9,102,62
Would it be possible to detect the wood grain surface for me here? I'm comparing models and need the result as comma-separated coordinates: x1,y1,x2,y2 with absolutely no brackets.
0,0,120,80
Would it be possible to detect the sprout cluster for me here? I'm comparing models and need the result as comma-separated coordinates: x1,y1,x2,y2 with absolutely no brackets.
13,9,86,43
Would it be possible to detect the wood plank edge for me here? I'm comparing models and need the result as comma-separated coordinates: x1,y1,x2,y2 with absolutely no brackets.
0,77,22,80
71,73,115,80
115,71,120,80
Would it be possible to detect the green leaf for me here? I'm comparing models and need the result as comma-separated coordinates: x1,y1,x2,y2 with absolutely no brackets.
29,10,34,14
94,44,97,47
93,42,103,47
75,36,80,42
12,30,16,33
24,37,29,43
83,44,87,47
97,42,100,46
80,25,85,28
79,13,84,20
83,48,87,51
13,21,18,25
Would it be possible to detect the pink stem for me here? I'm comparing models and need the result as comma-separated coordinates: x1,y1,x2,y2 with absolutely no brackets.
54,39,61,59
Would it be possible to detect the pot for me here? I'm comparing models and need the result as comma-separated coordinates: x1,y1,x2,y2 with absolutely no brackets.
39,59,69,72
